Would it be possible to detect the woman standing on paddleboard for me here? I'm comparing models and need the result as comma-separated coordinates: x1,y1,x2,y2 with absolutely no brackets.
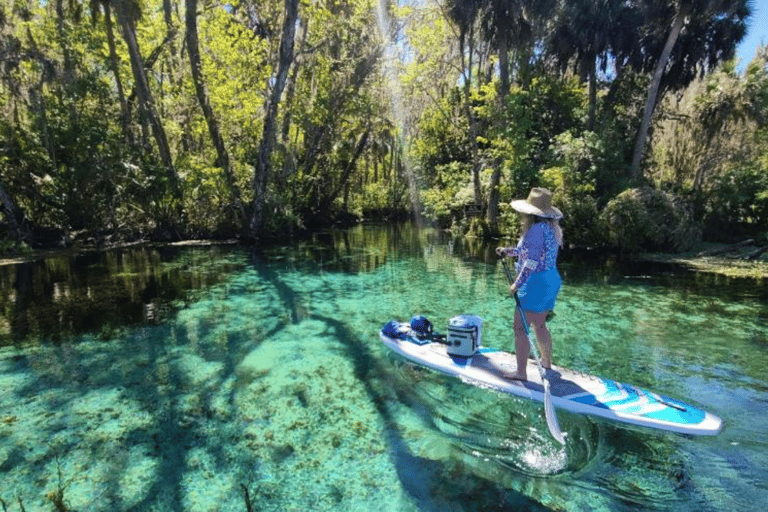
495,187,563,381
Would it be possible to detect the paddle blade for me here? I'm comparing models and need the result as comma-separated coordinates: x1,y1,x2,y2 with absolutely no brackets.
543,380,566,445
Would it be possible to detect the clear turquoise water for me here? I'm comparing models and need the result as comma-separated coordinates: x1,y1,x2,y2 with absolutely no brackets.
1,224,767,511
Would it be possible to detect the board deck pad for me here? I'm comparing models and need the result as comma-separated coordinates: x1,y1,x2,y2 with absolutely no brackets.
380,321,722,436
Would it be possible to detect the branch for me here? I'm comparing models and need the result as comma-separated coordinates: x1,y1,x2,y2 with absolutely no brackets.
241,484,253,512
746,245,768,261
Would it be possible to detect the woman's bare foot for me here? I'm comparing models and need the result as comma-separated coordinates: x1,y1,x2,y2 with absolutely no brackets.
504,372,527,381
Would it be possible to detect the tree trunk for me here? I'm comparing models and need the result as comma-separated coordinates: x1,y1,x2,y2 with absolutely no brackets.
630,4,689,181
281,17,307,142
486,166,501,234
113,0,180,191
54,0,74,86
185,0,246,223
318,130,370,215
102,1,132,143
248,0,299,240
0,180,29,242
487,41,507,235
587,50,597,132
458,22,482,206
498,36,510,98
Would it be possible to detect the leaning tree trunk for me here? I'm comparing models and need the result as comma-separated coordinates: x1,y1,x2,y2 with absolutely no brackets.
185,0,246,223
113,0,180,192
248,0,299,240
629,4,689,181
102,1,132,143
0,180,30,242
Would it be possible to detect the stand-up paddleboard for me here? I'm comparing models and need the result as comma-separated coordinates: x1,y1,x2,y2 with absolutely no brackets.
380,320,723,437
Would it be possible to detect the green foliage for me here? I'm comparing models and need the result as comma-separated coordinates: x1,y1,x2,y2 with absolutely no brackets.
559,194,605,250
0,0,763,251
179,158,240,237
648,47,768,244
413,90,472,186
419,161,473,222
541,131,598,197
476,76,586,199
0,238,33,258
704,160,768,242
600,187,700,253
348,180,407,219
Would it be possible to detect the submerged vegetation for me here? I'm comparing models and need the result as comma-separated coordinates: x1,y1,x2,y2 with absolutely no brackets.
0,0,766,255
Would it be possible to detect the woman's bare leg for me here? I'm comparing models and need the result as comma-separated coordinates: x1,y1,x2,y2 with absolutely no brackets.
509,308,529,380
527,311,552,369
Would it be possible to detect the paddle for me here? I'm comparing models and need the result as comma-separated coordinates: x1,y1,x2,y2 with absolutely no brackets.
500,258,566,445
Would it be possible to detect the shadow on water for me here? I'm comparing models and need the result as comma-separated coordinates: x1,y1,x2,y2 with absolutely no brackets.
5,324,215,511
310,312,554,512
0,247,255,510
251,244,553,510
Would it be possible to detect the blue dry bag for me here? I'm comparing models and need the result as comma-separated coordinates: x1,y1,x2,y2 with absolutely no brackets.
410,315,433,335
381,320,401,338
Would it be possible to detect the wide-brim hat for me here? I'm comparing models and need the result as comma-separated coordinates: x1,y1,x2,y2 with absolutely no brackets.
510,187,562,219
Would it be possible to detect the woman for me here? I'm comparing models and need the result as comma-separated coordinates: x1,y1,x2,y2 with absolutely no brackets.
495,187,563,381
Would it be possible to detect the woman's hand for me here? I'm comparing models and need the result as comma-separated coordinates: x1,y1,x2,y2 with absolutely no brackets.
495,246,507,257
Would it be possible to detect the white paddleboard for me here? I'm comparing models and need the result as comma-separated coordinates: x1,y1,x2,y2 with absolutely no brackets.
380,321,722,436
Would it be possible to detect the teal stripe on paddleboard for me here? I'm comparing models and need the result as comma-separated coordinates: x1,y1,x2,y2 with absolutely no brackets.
641,397,705,425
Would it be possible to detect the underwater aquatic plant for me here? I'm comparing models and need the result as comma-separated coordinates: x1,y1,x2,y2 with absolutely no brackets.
46,450,69,512
46,488,68,512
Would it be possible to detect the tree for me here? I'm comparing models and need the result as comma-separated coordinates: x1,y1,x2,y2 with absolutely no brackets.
629,0,751,180
546,0,633,131
479,0,554,234
248,0,299,240
91,0,132,143
480,0,553,96
185,0,245,223
112,0,181,191
0,179,29,242
443,0,489,208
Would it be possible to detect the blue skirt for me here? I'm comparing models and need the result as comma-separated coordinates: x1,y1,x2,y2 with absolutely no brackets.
518,268,561,313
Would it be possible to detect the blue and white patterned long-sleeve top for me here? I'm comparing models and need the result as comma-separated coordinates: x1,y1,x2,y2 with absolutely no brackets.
502,222,560,291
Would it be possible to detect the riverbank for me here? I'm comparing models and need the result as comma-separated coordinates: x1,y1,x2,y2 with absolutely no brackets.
637,240,768,280
0,239,239,267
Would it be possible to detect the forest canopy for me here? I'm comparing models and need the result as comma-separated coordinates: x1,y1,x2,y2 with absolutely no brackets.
1,0,766,253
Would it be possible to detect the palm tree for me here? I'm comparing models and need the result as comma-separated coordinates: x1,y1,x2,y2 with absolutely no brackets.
545,0,634,132
480,0,554,95
472,0,554,234
629,0,751,180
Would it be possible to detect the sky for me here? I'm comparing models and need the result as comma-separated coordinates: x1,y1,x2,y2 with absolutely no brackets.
737,0,768,66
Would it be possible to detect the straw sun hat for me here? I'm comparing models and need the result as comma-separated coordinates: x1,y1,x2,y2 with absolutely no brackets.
509,187,563,219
